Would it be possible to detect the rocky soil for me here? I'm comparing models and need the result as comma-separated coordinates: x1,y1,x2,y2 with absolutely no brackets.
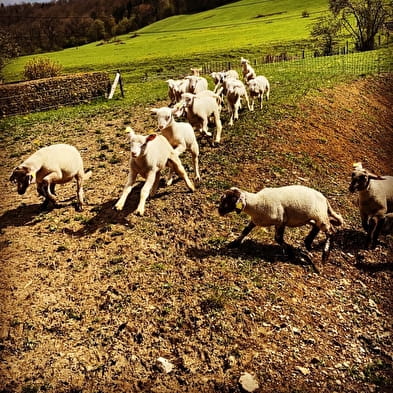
0,74,392,393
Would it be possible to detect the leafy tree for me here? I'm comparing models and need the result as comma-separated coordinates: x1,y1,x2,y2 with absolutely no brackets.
0,28,20,79
311,15,342,55
329,0,392,51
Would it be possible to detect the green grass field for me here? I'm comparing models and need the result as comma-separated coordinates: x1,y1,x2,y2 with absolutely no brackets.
3,0,330,82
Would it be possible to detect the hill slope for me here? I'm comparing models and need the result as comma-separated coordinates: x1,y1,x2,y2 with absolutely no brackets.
0,73,392,393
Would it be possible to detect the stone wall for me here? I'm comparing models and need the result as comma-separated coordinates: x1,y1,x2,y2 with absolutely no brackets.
0,72,111,117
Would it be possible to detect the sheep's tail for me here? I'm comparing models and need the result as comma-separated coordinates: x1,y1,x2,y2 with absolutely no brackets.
327,201,344,227
83,170,93,181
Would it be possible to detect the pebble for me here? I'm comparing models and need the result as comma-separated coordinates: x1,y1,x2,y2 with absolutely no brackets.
239,372,259,392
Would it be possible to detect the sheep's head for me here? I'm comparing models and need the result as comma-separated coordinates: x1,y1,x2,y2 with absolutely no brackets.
10,166,36,195
128,128,156,158
151,107,173,130
218,188,246,216
349,163,385,193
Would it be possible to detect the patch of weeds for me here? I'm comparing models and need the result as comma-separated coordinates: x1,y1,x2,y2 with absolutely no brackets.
55,245,68,252
109,256,124,265
207,236,228,247
22,385,39,393
73,214,89,224
65,309,83,321
362,359,392,386
109,154,122,164
23,338,38,351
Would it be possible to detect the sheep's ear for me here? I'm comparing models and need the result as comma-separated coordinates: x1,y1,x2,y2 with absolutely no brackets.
125,127,134,137
368,173,386,181
146,134,157,143
235,192,246,213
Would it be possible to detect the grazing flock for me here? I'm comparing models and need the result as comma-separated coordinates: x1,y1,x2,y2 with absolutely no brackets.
9,57,393,261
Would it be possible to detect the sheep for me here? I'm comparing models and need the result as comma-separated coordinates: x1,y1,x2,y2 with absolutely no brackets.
190,67,202,76
247,76,270,111
166,78,190,105
210,70,239,93
114,127,195,216
185,75,208,94
179,92,223,144
349,162,393,248
224,77,251,126
218,185,344,261
240,57,256,82
150,106,201,184
9,143,91,212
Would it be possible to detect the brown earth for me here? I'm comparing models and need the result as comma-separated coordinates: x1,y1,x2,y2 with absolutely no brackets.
0,74,392,393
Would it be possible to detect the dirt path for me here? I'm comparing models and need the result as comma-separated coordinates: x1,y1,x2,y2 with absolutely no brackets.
0,74,392,393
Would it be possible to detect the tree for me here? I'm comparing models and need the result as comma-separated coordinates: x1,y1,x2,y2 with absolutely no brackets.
329,0,392,51
311,15,342,55
0,28,20,80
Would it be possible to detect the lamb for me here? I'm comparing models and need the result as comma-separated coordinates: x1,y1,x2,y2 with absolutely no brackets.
224,77,251,126
211,70,239,93
240,57,256,82
9,143,91,211
114,127,195,216
150,106,201,184
190,67,202,76
247,76,270,111
166,78,190,105
179,92,223,144
349,162,393,248
185,75,208,94
218,185,344,261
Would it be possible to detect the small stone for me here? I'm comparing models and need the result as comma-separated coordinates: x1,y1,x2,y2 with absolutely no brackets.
295,366,311,375
239,372,259,392
157,357,174,373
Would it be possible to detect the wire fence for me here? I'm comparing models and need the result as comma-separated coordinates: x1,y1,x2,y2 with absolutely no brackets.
202,43,393,78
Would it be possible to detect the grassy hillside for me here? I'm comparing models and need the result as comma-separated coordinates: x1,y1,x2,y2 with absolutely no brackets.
3,0,329,82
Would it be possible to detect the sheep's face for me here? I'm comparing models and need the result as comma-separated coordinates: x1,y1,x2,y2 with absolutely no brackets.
218,188,242,216
10,166,34,195
349,168,384,193
130,134,156,158
154,108,173,130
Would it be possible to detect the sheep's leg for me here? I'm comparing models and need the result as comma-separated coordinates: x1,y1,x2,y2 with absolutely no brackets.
361,212,369,231
150,171,161,197
260,93,264,109
304,225,320,250
37,182,51,210
191,150,201,183
322,234,331,262
243,92,251,111
213,110,223,144
114,169,138,211
42,172,61,203
250,97,255,112
75,173,84,212
367,216,384,249
135,171,157,216
229,221,256,248
274,225,286,246
168,154,195,192
201,117,212,137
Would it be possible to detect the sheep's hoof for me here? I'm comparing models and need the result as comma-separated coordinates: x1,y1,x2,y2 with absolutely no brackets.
114,204,123,211
75,204,83,212
135,209,144,216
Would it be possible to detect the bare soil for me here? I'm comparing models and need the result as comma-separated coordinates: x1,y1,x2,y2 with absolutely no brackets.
0,74,392,393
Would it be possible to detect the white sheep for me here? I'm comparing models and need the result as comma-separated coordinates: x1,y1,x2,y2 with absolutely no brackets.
190,67,202,76
211,70,239,93
114,127,195,216
240,57,256,82
349,162,393,248
218,185,343,261
247,75,270,111
166,78,190,105
180,92,223,144
9,143,91,211
224,78,251,126
185,75,208,94
151,106,201,184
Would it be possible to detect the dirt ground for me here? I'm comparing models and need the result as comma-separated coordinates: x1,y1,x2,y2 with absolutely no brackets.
0,74,392,393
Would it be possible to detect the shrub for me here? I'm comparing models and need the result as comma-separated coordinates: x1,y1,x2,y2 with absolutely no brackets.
23,57,62,80
302,10,310,18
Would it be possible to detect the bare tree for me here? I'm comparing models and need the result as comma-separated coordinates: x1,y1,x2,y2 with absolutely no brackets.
329,0,392,51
